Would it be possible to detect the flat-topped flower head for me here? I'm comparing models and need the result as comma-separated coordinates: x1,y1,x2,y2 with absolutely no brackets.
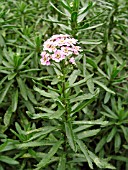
40,34,82,66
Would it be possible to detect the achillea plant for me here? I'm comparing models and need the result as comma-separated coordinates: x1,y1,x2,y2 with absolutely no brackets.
30,34,116,170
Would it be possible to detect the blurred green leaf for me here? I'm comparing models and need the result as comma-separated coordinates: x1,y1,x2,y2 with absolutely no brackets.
76,139,93,169
65,122,77,152
12,89,18,112
77,129,100,139
57,154,66,170
17,77,28,101
0,80,14,104
0,155,19,165
35,140,63,170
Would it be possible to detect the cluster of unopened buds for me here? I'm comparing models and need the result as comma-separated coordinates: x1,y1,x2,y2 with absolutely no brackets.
40,34,82,66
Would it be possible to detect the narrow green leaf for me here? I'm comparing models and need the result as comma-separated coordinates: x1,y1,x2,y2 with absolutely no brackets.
71,98,96,114
68,70,80,86
79,23,103,31
0,141,8,152
69,74,93,87
34,85,59,99
21,52,34,65
65,122,77,152
76,139,93,169
50,109,65,119
120,126,128,142
0,155,19,165
0,80,13,104
12,89,18,112
0,34,5,47
102,105,118,119
35,141,63,170
111,155,128,163
73,118,108,126
95,136,107,153
16,141,55,149
57,154,66,170
4,106,13,127
77,129,100,139
50,2,68,17
87,78,94,94
78,1,93,15
107,127,117,143
104,92,111,104
26,87,37,104
86,57,97,68
27,127,56,142
94,80,115,94
73,125,93,133
61,0,72,13
0,75,8,86
24,100,35,113
17,77,28,100
8,72,17,80
70,93,94,103
114,133,121,153
110,52,123,64
80,40,102,45
89,150,116,169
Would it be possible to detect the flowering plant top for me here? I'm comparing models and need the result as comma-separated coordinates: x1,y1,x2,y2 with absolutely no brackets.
40,34,81,66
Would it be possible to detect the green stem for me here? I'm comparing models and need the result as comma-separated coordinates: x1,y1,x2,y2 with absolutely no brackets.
61,62,70,156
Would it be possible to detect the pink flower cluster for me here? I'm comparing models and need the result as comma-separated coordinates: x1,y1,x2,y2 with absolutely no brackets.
40,34,81,66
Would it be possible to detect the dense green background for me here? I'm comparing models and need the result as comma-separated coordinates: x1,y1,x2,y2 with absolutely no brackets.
0,0,128,169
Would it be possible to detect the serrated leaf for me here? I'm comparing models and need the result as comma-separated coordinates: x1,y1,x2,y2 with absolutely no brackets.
50,1,68,17
79,23,103,31
68,70,80,86
70,93,94,103
26,87,37,104
76,139,93,169
34,85,59,99
16,141,54,149
94,80,115,94
73,125,93,133
0,155,19,165
57,154,66,170
80,40,102,45
87,78,94,94
69,74,93,87
107,127,117,143
65,122,77,152
17,77,28,100
89,150,116,169
4,106,13,127
95,136,107,153
8,72,17,80
73,118,108,126
12,89,18,112
27,127,56,141
77,129,100,139
104,91,111,104
35,141,63,170
0,80,13,104
71,97,96,114
24,100,35,113
102,105,118,119
114,133,121,153
50,109,65,119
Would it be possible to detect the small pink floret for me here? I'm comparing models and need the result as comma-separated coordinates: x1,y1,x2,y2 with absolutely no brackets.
69,57,76,65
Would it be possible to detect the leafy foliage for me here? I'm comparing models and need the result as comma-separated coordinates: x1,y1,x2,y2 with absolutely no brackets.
0,0,128,169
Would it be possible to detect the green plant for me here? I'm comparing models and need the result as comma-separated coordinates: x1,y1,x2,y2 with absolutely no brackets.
0,0,128,169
